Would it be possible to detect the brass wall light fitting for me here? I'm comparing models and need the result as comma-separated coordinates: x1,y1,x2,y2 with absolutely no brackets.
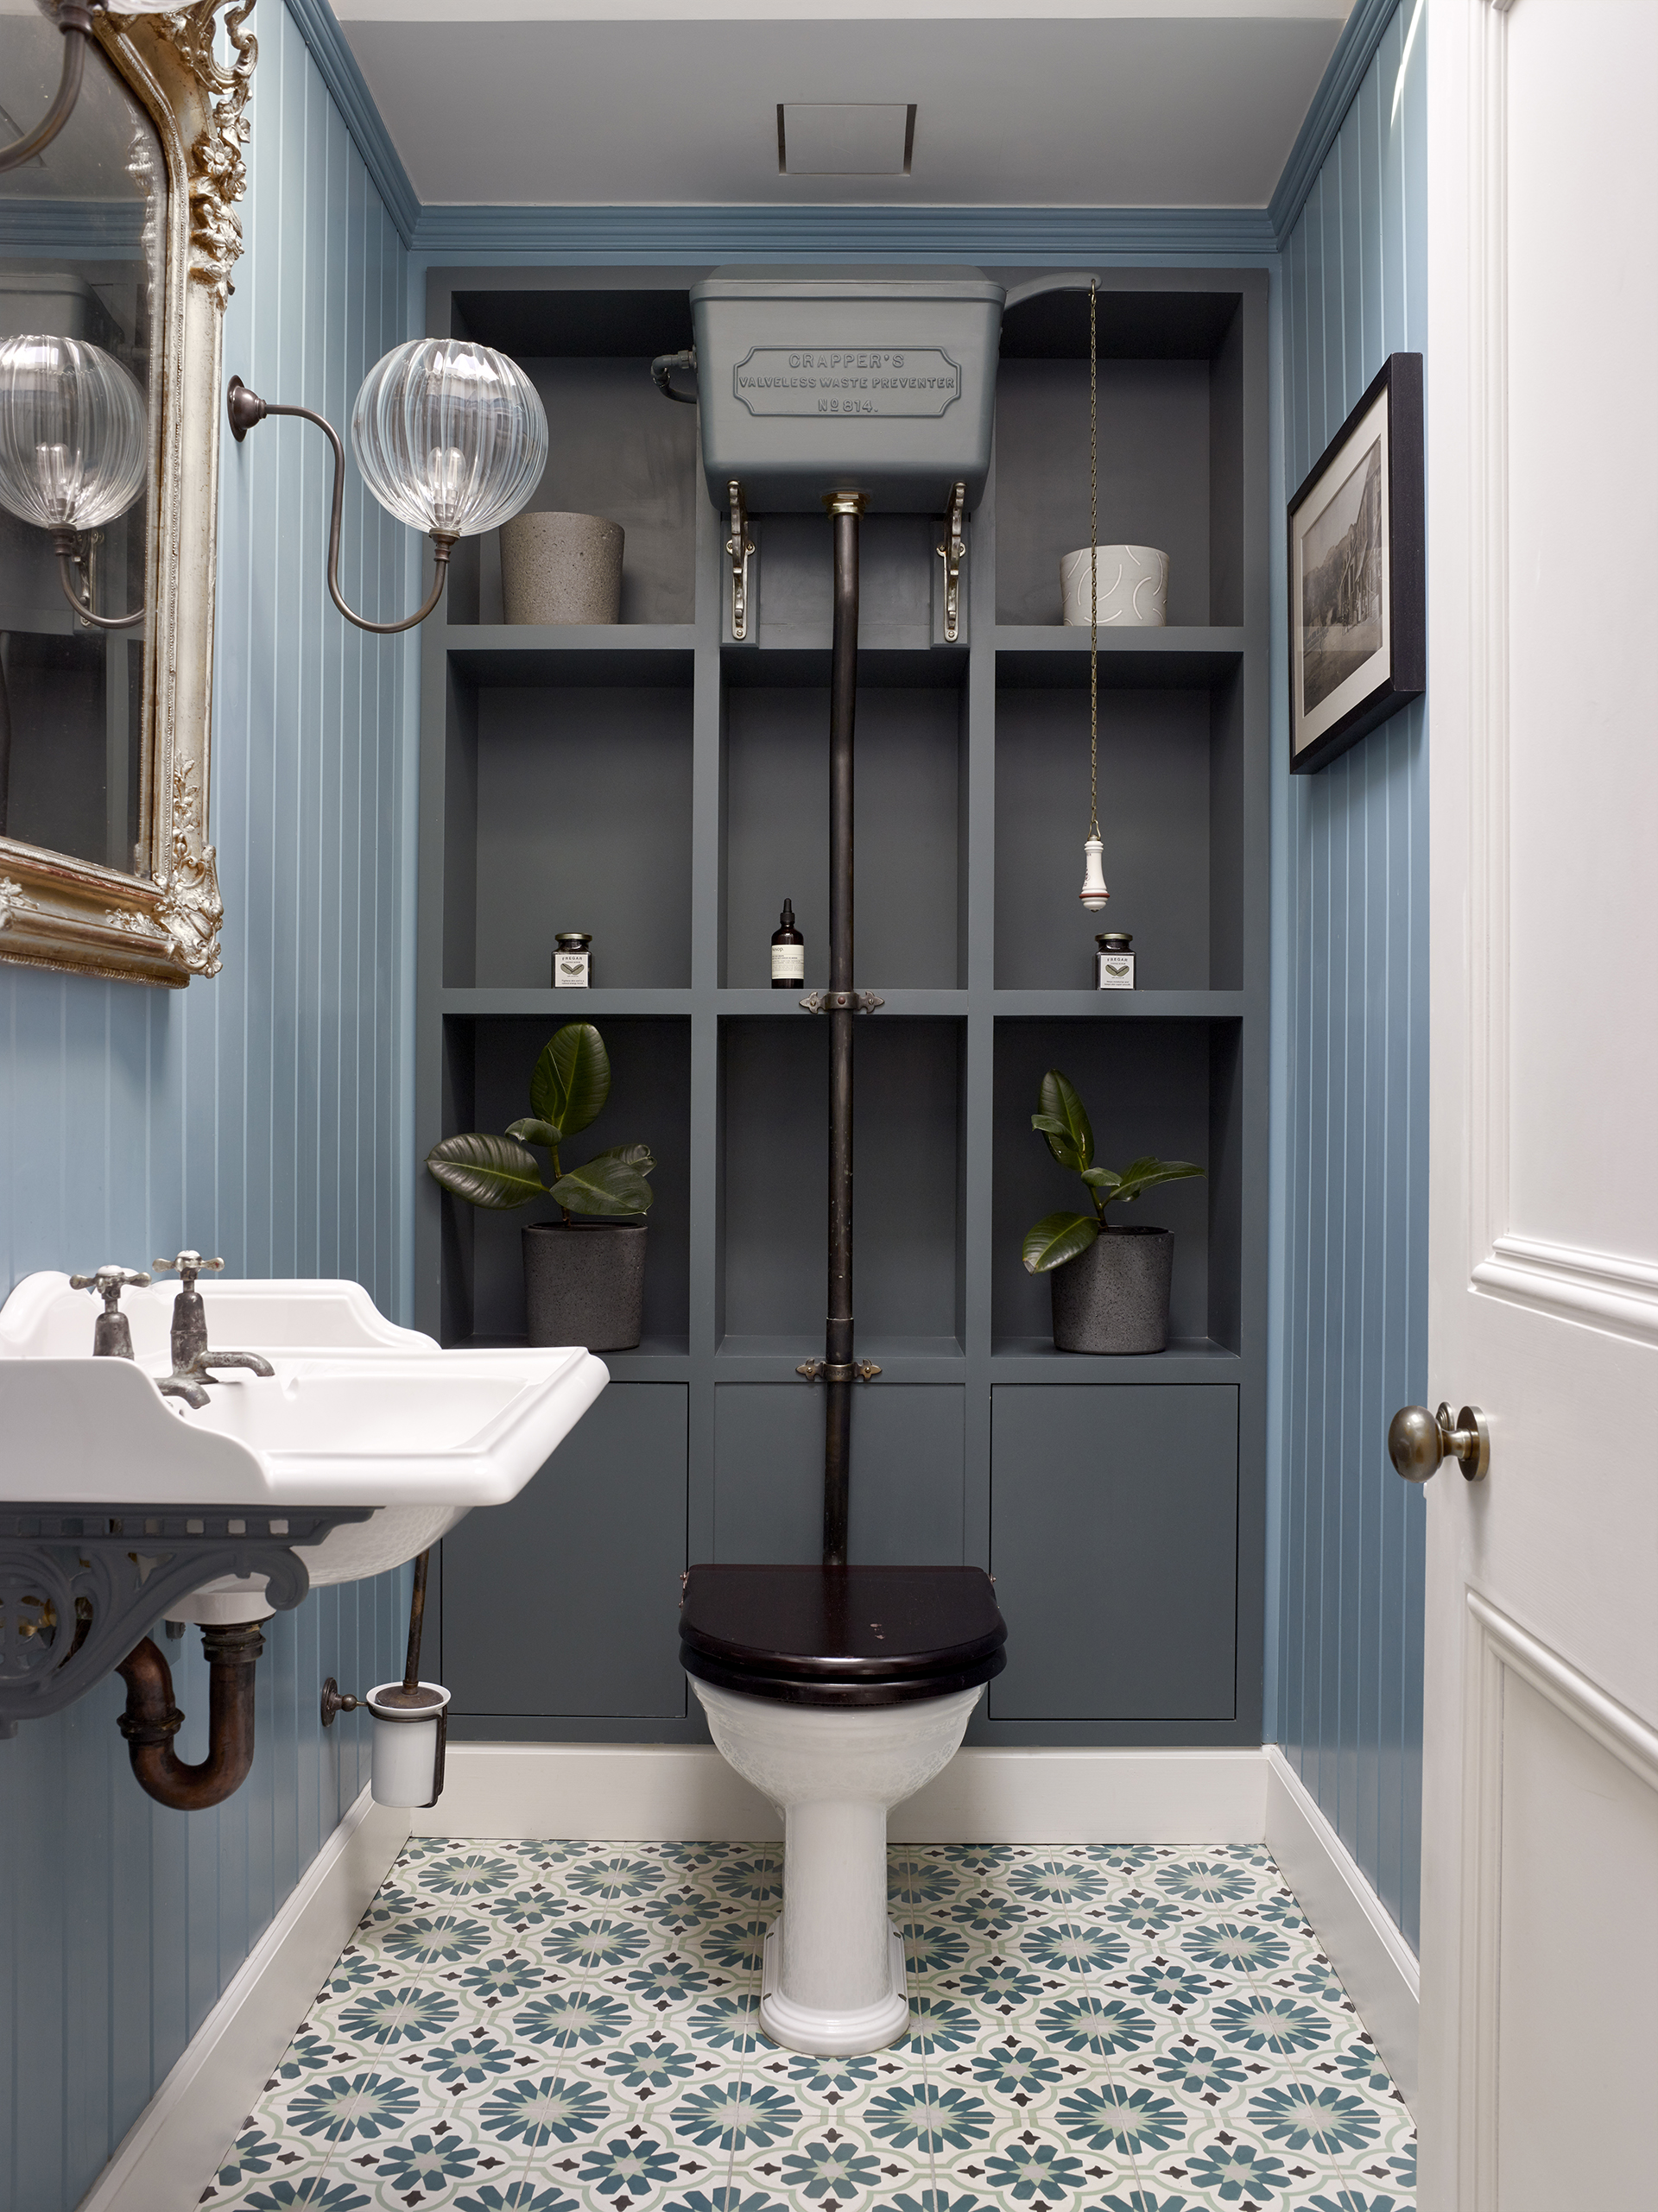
226,339,548,635
0,0,179,175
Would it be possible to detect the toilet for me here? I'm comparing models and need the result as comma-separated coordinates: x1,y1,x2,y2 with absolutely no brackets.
680,1562,1007,2056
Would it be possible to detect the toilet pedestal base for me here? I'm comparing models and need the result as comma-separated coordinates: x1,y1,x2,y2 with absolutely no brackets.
761,1918,909,2057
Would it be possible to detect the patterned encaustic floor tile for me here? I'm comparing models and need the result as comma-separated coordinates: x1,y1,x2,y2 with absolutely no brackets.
204,1842,1415,2212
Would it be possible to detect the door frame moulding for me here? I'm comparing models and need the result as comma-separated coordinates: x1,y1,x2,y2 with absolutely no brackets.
75,1788,410,2212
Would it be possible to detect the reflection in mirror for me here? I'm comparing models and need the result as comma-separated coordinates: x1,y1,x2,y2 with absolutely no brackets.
0,6,163,877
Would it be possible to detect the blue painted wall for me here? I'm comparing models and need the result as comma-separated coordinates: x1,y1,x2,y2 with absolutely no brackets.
1270,0,1428,1949
0,7,414,2205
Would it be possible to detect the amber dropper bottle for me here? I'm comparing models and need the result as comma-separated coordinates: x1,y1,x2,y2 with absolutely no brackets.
770,899,804,988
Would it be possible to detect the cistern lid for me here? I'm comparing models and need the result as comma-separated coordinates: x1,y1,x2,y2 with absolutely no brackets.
680,1564,1006,1708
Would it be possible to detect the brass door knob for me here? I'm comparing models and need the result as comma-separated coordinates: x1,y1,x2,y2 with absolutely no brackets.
1388,1402,1490,1482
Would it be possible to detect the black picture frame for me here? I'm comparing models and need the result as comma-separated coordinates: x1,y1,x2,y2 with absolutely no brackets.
1288,351,1425,774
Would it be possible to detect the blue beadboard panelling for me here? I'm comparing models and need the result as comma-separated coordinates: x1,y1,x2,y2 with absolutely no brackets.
0,6,413,2206
1273,0,1427,1950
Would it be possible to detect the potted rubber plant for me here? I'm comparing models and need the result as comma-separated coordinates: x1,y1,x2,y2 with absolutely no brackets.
1022,1069,1204,1354
425,1021,654,1351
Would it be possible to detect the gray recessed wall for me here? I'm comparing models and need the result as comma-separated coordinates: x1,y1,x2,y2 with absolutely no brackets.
417,264,1269,1751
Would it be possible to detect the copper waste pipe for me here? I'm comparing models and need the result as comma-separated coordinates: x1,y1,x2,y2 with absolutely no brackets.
115,1622,266,1811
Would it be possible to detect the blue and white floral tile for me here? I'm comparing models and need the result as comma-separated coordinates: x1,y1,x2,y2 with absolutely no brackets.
206,1841,1414,2212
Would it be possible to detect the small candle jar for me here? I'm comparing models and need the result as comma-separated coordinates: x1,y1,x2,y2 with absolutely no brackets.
553,931,592,988
1095,932,1136,989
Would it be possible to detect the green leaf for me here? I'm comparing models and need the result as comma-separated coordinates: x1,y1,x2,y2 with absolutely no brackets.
426,1133,547,1210
585,1142,655,1177
1035,1070,1093,1172
529,1022,611,1141
550,1154,655,1217
1079,1166,1122,1190
1105,1155,1206,1208
506,1117,563,1151
1022,1210,1100,1274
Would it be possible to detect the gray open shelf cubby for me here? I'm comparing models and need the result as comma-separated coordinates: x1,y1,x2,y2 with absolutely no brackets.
414,267,1269,1747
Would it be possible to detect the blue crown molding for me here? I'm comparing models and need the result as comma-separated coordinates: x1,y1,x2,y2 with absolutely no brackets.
1268,0,1402,246
408,203,1276,262
283,0,420,246
0,200,145,254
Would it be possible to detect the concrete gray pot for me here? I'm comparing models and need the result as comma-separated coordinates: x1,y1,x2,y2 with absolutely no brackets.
500,510,624,625
1050,1224,1174,1354
522,1221,646,1350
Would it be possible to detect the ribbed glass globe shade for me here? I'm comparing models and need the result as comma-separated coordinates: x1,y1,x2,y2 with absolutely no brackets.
351,340,547,540
0,333,147,533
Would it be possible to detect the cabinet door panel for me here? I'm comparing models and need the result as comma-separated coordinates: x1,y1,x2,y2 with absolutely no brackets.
990,1385,1237,1720
443,1383,687,1719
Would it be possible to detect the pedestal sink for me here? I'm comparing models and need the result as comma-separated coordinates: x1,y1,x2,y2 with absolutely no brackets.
0,1272,608,1727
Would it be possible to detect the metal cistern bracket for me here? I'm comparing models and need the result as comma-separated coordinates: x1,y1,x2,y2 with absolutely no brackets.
797,1360,882,1384
936,480,967,643
726,478,754,641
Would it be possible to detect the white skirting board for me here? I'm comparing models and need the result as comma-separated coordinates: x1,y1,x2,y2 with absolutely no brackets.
1264,1745,1421,2108
408,1741,1273,1846
76,1787,411,2212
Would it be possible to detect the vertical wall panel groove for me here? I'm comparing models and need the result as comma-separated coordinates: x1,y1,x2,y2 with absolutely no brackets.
1274,0,1427,1950
0,7,411,2205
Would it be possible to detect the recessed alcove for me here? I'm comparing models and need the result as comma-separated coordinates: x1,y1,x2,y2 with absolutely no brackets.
992,282,1245,629
413,264,1269,1747
440,287,699,628
991,1014,1242,1356
721,675,965,990
435,1013,691,1352
994,659,1245,991
718,1014,965,1357
441,657,694,989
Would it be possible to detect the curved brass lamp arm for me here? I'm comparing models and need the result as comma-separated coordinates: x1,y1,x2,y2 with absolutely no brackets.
0,3,92,178
51,527,145,630
226,376,454,635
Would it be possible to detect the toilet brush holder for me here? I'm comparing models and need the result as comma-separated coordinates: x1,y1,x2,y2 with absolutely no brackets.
366,1682,451,1808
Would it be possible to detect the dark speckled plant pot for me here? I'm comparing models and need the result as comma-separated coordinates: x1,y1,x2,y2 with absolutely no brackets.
1050,1224,1174,1355
523,1222,646,1351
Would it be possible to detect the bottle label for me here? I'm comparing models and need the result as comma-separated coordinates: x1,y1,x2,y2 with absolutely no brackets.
1097,953,1136,989
554,954,591,987
771,945,804,981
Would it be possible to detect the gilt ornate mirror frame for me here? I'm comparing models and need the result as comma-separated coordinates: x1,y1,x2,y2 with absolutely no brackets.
0,1,256,987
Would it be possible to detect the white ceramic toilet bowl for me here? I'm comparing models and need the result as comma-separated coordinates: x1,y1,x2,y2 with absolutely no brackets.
692,1674,983,2055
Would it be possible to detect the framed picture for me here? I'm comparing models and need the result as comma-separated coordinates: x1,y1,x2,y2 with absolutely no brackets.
1288,351,1425,774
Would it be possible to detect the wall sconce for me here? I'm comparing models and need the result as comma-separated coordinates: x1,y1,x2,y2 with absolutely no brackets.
226,339,547,635
0,332,149,629
0,1,180,175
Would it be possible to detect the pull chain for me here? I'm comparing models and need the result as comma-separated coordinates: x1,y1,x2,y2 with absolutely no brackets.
1089,275,1100,842
1079,279,1108,911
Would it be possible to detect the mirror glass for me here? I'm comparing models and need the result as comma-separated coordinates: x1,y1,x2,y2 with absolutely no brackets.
0,9,165,876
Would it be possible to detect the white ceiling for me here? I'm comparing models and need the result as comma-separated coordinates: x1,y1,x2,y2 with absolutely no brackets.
333,3,1352,209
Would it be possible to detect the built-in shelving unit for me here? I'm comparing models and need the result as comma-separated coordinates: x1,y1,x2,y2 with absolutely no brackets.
415,268,1269,1747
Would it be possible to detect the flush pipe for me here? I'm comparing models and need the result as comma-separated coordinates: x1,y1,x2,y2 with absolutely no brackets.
115,1621,266,1811
821,492,864,1569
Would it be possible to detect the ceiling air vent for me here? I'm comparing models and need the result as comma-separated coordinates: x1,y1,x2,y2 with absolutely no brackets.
777,104,916,177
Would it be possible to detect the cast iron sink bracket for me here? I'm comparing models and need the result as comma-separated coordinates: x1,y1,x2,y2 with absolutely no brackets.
0,1504,375,1736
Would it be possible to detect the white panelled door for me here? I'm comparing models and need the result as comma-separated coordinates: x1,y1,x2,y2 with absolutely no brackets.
1421,1,1658,2205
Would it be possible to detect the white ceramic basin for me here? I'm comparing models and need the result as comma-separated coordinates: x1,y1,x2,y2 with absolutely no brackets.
0,1272,608,1618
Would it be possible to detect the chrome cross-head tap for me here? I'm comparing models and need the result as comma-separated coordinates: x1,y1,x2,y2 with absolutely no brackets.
68,1265,152,1359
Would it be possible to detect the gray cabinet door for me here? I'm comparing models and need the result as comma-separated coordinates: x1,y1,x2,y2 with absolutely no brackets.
443,1383,688,1719
990,1385,1237,1720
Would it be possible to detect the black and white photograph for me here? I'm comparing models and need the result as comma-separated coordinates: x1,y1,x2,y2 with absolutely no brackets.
1288,351,1425,773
